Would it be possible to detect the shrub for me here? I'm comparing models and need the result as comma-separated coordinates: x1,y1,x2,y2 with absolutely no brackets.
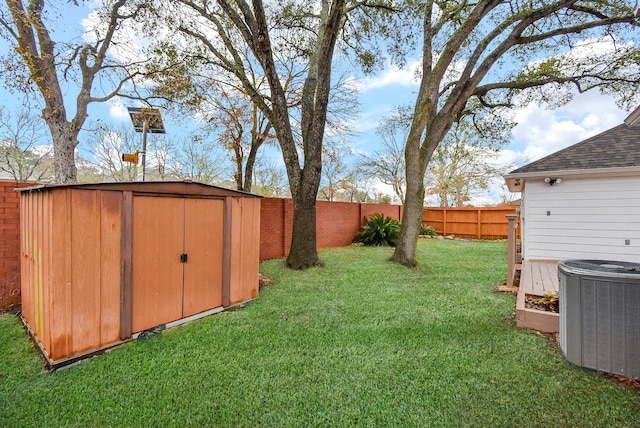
420,224,438,236
353,213,400,247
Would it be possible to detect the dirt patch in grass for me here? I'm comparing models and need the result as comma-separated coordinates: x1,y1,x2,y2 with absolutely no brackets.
604,373,640,390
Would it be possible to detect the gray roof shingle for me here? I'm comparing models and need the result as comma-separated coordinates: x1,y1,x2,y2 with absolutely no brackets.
508,122,640,174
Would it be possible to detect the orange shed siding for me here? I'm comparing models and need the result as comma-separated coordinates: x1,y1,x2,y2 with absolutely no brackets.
70,190,101,355
99,191,123,346
229,197,260,305
21,189,123,361
49,189,70,359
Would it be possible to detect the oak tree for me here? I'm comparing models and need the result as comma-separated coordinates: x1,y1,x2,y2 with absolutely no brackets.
151,0,395,268
392,0,640,267
147,49,278,193
0,0,153,183
205,87,276,192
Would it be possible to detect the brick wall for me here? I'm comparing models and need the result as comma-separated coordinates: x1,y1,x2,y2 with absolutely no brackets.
260,197,403,261
259,198,291,261
0,182,33,312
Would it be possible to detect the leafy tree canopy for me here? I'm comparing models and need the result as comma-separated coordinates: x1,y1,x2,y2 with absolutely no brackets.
390,0,640,267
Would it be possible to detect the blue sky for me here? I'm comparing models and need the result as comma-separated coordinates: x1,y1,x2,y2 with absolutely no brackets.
345,62,629,204
0,4,633,205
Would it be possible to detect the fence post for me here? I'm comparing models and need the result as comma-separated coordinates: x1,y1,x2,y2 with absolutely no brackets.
443,209,447,236
506,214,519,288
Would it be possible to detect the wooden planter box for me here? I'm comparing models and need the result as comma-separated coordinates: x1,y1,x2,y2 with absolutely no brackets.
19,181,260,367
515,292,559,333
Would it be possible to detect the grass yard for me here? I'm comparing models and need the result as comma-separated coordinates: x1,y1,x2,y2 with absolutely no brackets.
1,239,639,427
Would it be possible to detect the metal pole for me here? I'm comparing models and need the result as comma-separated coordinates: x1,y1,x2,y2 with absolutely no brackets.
142,121,148,181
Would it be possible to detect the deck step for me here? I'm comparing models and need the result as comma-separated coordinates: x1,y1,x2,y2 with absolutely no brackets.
515,260,559,333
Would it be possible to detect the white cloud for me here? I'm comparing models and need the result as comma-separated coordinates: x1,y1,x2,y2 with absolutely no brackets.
81,4,155,64
510,90,627,164
108,100,131,122
354,59,421,92
32,144,53,157
349,110,383,135
487,91,629,205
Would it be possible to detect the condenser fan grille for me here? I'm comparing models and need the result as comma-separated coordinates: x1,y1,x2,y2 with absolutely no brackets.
562,260,640,274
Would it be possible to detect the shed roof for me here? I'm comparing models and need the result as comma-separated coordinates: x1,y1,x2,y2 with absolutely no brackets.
17,180,261,198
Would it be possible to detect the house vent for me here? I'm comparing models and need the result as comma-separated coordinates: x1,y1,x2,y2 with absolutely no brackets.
559,260,640,378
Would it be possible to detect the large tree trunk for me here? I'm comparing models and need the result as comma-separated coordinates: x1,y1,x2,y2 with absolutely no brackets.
391,109,437,267
242,154,255,192
47,121,79,184
286,184,322,269
390,171,425,268
209,0,344,269
285,145,323,268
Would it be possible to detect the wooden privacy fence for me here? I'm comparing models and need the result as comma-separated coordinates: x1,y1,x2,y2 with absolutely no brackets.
422,206,520,239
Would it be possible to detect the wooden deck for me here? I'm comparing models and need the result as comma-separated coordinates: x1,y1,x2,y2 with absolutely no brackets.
515,260,560,333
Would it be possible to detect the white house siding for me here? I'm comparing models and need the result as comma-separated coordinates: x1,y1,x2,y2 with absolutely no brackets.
521,175,640,263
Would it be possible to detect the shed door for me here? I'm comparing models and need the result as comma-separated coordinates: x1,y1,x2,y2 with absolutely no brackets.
183,198,224,317
131,197,224,333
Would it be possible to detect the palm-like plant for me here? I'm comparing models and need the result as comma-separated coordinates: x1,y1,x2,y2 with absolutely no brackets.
353,213,400,247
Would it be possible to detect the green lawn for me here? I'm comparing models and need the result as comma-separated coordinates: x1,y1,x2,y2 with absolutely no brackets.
1,239,639,427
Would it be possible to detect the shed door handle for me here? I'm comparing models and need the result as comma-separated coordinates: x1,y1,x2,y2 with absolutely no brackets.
180,253,188,263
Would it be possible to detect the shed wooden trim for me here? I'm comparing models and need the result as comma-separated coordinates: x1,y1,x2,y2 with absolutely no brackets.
222,196,232,307
56,188,72,359
120,191,133,340
17,181,261,199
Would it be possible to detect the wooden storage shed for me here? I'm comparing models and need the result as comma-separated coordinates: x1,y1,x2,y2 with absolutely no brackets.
19,181,261,367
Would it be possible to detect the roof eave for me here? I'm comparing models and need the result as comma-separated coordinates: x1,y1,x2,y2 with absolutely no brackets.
624,105,640,126
504,165,640,192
